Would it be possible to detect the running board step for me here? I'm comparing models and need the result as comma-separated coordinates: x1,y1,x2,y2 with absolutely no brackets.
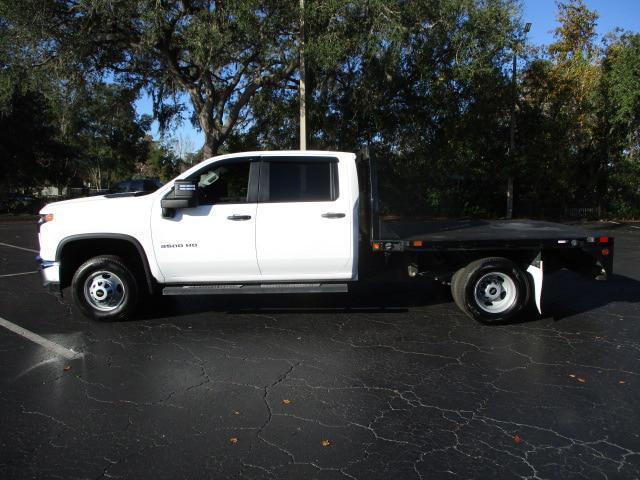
162,283,349,296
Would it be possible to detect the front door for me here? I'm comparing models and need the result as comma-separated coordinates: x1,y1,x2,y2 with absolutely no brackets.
151,158,261,283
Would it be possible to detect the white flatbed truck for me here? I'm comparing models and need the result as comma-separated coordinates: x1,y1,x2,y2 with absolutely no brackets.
37,149,613,323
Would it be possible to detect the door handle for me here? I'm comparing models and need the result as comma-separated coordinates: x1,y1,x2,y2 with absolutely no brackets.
227,214,252,221
321,212,345,219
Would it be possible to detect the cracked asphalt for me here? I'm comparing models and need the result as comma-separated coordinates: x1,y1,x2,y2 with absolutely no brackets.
1,221,639,479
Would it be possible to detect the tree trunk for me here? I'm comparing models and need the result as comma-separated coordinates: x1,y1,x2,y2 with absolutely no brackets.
203,130,221,160
202,141,215,160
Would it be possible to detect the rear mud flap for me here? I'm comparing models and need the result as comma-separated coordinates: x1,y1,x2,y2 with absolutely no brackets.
526,253,543,314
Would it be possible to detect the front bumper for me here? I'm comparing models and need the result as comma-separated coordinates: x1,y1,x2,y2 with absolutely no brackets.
36,256,62,295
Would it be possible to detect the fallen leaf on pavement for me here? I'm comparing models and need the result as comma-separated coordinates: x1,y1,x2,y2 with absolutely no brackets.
577,377,586,383
63,365,71,372
321,439,331,447
619,380,626,385
514,434,522,445
229,437,238,445
568,374,576,378
282,399,291,405
233,411,240,415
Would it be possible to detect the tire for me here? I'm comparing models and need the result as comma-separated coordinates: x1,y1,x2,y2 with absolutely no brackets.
71,255,139,321
450,267,466,310
454,257,531,324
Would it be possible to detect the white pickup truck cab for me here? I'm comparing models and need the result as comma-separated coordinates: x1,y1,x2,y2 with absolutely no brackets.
38,149,613,323
39,151,359,320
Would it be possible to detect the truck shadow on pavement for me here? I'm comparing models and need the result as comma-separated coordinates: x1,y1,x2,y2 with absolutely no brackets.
542,271,640,321
135,272,640,325
136,279,452,321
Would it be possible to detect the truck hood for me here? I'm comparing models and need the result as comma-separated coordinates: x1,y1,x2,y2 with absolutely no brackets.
39,193,152,213
37,192,155,248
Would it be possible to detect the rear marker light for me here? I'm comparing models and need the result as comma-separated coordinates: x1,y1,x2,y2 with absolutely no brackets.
602,248,610,256
598,236,609,244
372,243,381,251
411,240,423,247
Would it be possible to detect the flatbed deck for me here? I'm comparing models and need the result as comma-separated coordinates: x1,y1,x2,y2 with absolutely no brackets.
380,219,593,243
374,218,612,253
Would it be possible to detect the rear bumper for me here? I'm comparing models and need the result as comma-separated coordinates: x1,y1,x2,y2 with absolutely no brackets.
36,256,62,295
541,238,614,280
584,238,614,280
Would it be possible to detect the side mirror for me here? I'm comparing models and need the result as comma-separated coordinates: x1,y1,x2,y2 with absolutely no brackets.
161,179,199,218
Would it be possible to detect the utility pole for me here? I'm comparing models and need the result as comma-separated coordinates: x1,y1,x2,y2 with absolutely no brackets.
299,0,306,151
507,51,516,219
507,22,531,220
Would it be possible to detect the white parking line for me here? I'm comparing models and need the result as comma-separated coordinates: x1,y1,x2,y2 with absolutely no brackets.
0,317,83,360
0,242,38,253
0,271,39,278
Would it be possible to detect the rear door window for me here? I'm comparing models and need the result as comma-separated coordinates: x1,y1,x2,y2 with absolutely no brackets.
264,159,338,203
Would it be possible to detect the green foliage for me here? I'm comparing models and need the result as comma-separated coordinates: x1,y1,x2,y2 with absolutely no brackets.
600,33,640,217
0,0,639,217
67,83,150,189
515,1,640,218
246,0,520,215
548,0,599,61
0,89,72,192
602,33,640,130
0,0,302,156
138,141,180,183
1,1,154,193
0,79,151,192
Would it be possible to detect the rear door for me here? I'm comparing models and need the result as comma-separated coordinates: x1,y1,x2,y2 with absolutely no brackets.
255,156,353,280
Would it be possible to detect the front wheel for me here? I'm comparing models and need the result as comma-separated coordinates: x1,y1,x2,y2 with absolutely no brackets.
451,257,531,324
72,255,139,321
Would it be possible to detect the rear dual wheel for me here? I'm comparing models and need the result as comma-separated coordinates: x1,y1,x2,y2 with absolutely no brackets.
451,257,531,324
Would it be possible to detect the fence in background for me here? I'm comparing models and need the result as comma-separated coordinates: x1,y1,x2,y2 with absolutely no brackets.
564,206,602,219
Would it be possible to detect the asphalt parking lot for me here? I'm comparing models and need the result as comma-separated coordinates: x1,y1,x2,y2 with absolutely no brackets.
1,221,639,479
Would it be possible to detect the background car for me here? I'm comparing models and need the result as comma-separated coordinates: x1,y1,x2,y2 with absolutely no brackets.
0,193,39,214
109,178,163,194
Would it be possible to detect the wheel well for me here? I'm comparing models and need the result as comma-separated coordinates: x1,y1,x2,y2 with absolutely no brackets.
412,250,540,280
58,237,155,293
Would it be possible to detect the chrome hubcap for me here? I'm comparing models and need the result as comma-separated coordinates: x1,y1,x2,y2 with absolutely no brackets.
474,272,517,314
84,271,126,312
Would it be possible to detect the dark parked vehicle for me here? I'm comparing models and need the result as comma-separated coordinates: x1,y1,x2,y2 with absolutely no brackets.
109,178,163,194
0,192,39,214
